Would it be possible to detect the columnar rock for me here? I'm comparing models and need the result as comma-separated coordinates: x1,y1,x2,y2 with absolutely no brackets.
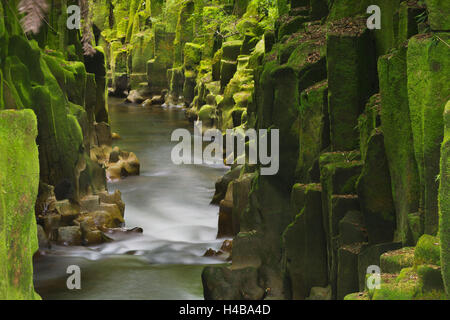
0,109,40,300
282,184,328,299
407,33,450,235
356,130,396,245
296,81,330,181
326,17,378,151
378,47,420,245
440,100,450,296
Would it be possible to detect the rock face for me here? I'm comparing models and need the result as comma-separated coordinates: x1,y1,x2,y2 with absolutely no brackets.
439,101,450,296
0,110,41,300
0,1,138,256
195,0,450,301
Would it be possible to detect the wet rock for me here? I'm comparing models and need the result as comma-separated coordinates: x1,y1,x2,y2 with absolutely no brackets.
98,190,125,217
37,224,50,249
125,90,145,104
55,199,80,225
220,240,233,254
113,74,129,97
306,285,332,300
57,226,82,246
338,210,367,246
203,248,222,257
283,183,327,300
95,121,112,146
82,229,103,246
109,147,120,163
232,173,255,235
211,165,242,204
217,182,234,238
202,266,265,300
111,132,121,140
337,243,364,300
42,214,61,240
54,179,75,201
356,130,396,245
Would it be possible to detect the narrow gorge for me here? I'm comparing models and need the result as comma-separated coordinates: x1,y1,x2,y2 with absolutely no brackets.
0,0,449,301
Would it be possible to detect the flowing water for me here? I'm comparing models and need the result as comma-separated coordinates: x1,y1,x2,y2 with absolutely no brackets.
33,98,228,300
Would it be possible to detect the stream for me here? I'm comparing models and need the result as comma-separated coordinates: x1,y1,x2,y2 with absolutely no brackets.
33,98,228,300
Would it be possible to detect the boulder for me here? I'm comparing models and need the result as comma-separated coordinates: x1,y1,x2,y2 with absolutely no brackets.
380,247,415,274
125,90,145,104
202,266,265,300
57,226,82,246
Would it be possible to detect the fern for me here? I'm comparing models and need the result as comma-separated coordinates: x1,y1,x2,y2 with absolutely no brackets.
17,0,49,34
79,0,95,56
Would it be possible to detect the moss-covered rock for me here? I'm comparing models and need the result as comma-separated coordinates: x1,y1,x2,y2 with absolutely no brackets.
0,109,40,300
147,57,169,94
326,17,378,151
356,130,396,245
173,0,195,66
202,265,265,300
184,42,203,70
296,81,329,181
407,33,450,235
425,0,450,31
440,100,450,296
337,243,364,299
357,242,402,291
380,247,415,274
415,234,441,266
282,183,327,299
222,40,244,61
378,47,420,245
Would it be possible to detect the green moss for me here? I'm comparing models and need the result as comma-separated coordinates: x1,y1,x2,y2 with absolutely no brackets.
282,183,327,300
372,267,417,300
397,2,423,46
440,100,450,296
198,104,216,123
278,15,309,40
296,81,329,182
417,264,445,292
425,0,450,31
378,47,420,245
407,33,450,235
222,40,244,61
173,0,195,65
356,130,396,244
344,291,370,300
326,18,377,151
184,42,203,70
415,234,441,266
0,109,41,300
130,31,154,73
380,247,415,274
